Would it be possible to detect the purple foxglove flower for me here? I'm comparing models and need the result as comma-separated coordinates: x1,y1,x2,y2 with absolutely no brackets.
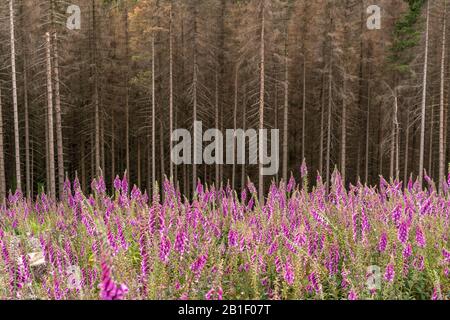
114,176,122,191
228,230,238,248
415,227,426,248
284,261,295,286
159,235,171,264
287,175,296,193
397,221,409,244
121,175,129,194
174,230,188,255
348,290,358,300
443,248,450,263
191,254,208,276
402,243,412,259
378,232,387,252
308,272,321,293
205,288,215,300
391,205,401,225
384,263,395,283
300,159,308,178
99,260,128,300
431,287,441,300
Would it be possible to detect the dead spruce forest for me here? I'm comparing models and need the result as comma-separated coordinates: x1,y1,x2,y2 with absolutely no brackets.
0,0,450,200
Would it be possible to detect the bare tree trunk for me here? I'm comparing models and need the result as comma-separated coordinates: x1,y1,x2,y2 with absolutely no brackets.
356,142,361,181
0,86,6,203
241,85,247,190
390,94,399,181
365,81,370,184
53,33,65,199
301,58,306,163
101,115,105,176
390,118,395,179
341,77,347,183
94,89,100,176
124,3,130,184
258,0,266,202
24,52,31,198
439,1,447,192
215,72,220,188
418,0,430,186
81,139,86,191
274,84,278,183
137,142,141,188
92,0,100,177
111,111,115,186
429,103,434,176
192,5,198,192
404,111,410,183
326,54,333,189
160,122,165,184
151,37,156,188
45,32,56,199
169,0,174,180
232,66,238,190
9,0,21,191
282,36,289,183
319,76,325,176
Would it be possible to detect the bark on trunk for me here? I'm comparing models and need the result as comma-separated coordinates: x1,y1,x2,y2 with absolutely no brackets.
45,32,56,199
53,33,65,199
0,86,6,203
439,1,447,192
418,1,430,186
9,0,21,191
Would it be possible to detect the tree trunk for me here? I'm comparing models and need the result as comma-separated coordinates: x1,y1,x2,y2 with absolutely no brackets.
258,0,266,203
137,142,141,188
326,52,333,189
232,66,238,190
241,85,247,190
429,103,434,177
24,51,31,198
319,75,325,176
124,3,130,185
192,5,199,192
169,0,174,180
160,122,165,184
282,36,289,183
365,81,370,184
301,58,306,163
0,86,6,203
151,36,156,189
53,33,65,199
439,1,447,192
45,32,56,199
9,0,21,191
81,139,86,191
404,111,410,183
111,110,115,187
418,1,430,186
341,76,347,183
215,72,220,188
91,0,100,178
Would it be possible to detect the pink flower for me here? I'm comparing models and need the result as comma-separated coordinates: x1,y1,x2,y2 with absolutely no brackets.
415,227,426,248
384,263,395,283
99,260,128,300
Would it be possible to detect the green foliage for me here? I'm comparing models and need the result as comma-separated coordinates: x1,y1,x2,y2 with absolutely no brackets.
388,0,426,73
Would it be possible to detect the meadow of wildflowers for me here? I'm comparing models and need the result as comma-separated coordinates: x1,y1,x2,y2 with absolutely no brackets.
0,165,449,300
